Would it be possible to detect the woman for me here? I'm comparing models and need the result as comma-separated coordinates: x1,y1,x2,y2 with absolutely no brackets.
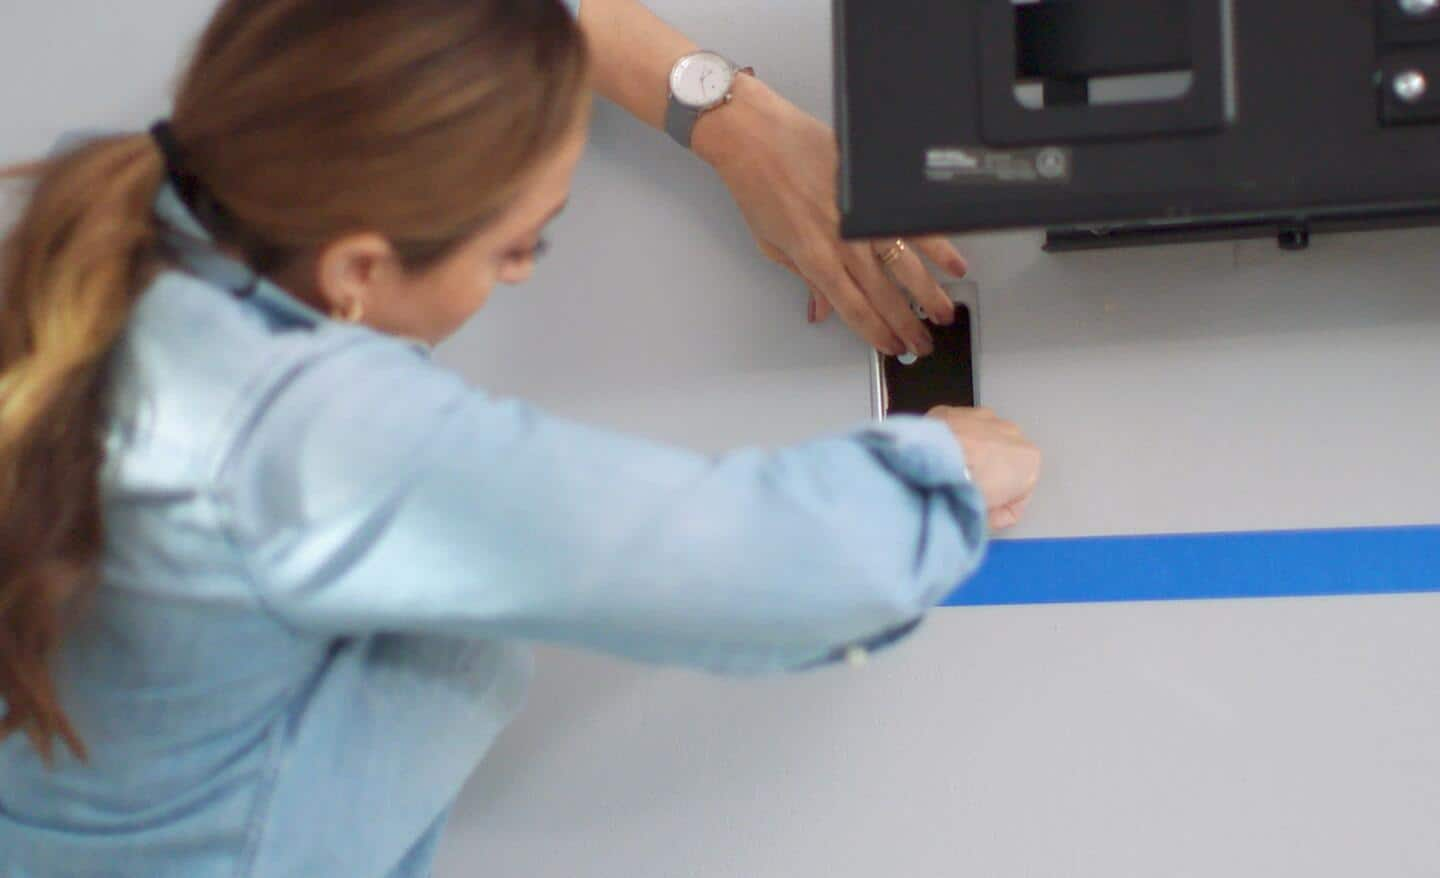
0,0,1040,875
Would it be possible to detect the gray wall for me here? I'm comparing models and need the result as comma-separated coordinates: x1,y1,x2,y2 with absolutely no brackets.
6,2,1440,876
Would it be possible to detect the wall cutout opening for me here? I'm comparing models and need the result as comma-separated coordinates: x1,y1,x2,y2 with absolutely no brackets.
1010,0,1195,109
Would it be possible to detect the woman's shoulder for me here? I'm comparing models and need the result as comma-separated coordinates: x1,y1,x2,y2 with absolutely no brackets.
106,268,441,489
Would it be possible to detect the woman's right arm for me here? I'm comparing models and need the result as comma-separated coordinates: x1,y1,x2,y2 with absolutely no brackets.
220,337,1027,674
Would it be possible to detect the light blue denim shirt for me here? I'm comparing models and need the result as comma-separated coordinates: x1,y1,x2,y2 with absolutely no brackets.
0,179,987,875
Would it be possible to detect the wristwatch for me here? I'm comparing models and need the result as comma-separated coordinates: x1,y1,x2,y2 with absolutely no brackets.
665,50,753,149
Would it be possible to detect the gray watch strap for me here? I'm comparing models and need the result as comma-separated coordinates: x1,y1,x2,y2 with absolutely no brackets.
664,98,703,149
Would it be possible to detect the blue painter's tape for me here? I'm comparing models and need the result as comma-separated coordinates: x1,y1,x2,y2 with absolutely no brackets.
944,525,1440,606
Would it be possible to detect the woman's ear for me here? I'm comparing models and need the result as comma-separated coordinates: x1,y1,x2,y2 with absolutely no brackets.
313,232,403,322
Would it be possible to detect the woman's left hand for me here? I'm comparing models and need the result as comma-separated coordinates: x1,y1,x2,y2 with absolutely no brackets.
693,74,969,358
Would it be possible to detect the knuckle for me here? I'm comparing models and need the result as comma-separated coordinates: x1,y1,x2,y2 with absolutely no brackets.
920,283,952,306
798,241,838,273
879,291,919,323
757,241,786,265
830,295,868,323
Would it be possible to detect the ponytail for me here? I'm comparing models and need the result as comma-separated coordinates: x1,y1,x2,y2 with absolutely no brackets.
0,135,164,763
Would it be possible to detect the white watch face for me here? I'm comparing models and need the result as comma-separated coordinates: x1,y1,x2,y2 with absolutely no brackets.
670,51,734,109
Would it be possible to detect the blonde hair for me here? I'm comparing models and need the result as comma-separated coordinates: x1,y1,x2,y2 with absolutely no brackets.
0,0,589,764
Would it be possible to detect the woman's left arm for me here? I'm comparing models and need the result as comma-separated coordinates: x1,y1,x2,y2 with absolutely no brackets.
576,0,969,360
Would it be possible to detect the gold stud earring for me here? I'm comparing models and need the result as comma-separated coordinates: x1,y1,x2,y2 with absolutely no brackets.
333,298,365,324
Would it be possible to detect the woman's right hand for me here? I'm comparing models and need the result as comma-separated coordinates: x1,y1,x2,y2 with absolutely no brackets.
927,406,1042,531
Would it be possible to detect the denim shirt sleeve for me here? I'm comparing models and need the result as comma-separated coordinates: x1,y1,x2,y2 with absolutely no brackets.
220,337,987,674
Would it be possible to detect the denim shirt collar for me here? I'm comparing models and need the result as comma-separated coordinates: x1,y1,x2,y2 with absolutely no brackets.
152,184,433,356
152,183,328,329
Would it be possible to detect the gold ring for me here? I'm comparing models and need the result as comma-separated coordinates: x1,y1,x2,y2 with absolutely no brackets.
876,239,906,266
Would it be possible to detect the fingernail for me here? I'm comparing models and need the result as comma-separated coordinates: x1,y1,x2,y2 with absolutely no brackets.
949,259,968,277
807,297,817,324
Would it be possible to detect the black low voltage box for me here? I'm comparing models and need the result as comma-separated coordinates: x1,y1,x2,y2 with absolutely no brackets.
836,0,1440,250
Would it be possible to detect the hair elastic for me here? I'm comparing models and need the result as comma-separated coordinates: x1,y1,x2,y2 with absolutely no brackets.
150,121,211,216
